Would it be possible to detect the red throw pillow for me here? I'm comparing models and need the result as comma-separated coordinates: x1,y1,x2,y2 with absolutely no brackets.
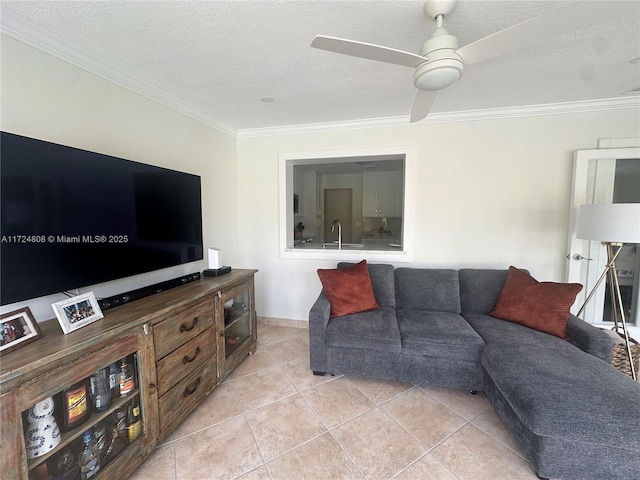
490,266,582,339
317,260,380,318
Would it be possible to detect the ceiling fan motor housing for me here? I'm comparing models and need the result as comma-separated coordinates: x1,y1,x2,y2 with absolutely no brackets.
423,0,458,20
414,28,463,91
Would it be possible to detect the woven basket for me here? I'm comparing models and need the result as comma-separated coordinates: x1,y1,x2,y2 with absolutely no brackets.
610,332,640,378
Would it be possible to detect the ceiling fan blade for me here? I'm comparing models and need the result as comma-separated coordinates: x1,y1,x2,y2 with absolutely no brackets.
410,90,438,123
311,35,427,68
457,1,638,66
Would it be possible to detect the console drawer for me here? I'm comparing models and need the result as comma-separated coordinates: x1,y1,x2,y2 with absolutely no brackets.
158,357,217,438
153,297,215,360
155,328,216,397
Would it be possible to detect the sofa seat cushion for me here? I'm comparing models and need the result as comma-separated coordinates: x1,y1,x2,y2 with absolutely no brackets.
465,313,560,350
397,310,485,361
467,314,640,449
325,306,401,353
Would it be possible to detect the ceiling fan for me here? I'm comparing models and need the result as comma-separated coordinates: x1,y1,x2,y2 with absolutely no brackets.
311,0,636,123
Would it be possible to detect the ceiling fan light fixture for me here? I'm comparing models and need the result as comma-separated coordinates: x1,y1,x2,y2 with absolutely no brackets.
414,58,463,90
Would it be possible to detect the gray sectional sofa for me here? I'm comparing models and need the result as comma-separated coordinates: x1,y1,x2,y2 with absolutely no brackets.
309,263,640,480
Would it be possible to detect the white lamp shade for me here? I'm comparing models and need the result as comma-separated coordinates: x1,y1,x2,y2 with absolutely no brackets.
576,203,640,243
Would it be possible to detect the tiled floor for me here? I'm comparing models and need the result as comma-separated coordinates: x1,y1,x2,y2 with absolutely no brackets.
130,324,539,480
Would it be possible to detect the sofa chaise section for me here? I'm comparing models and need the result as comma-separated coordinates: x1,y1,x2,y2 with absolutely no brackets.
459,268,640,480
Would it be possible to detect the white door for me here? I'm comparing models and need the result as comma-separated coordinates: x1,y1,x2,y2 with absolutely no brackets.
324,189,353,244
566,145,640,337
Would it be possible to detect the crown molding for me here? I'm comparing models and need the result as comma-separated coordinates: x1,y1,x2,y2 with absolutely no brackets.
0,10,238,138
3,10,638,141
236,96,640,138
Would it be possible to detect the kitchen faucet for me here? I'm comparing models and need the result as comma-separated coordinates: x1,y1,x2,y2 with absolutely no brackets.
331,219,342,250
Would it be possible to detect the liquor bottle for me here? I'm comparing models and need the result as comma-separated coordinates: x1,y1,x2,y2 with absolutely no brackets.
126,398,142,443
78,429,100,479
113,407,127,438
102,422,128,465
118,357,135,397
108,362,119,399
55,379,90,432
89,368,111,413
92,421,107,462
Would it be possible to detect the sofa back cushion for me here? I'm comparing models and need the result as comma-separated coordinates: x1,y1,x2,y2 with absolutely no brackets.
338,262,396,308
459,269,518,315
394,268,460,313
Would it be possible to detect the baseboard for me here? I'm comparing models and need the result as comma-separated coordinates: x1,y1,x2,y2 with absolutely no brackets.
257,316,308,329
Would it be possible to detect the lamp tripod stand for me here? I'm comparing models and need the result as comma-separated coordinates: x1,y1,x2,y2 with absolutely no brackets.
577,242,636,381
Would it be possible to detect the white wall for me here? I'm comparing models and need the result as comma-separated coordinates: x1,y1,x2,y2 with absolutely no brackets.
3,34,639,325
237,110,640,321
0,35,239,322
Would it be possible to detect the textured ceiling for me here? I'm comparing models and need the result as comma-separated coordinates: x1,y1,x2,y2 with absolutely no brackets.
1,0,639,133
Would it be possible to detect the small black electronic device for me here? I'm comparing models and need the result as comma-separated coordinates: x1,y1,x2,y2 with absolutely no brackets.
97,272,201,311
203,266,231,277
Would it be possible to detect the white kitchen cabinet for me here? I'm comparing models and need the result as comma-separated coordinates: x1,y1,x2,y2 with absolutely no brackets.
363,171,401,217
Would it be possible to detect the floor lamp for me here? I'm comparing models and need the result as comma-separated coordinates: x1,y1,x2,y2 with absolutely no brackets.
576,203,640,381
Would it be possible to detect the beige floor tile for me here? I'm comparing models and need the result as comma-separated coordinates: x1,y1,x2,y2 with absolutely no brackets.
333,408,425,480
226,344,278,380
419,386,492,420
394,454,459,480
158,336,543,480
172,381,243,438
267,432,363,480
263,336,310,365
471,408,524,457
279,357,339,392
157,429,175,446
231,365,297,412
236,465,273,480
301,377,375,429
130,443,176,480
347,375,413,405
174,416,263,480
382,388,467,449
293,327,310,345
245,394,326,461
432,424,538,480
258,324,302,346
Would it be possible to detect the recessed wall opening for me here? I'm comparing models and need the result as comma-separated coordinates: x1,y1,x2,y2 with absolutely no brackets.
279,147,415,261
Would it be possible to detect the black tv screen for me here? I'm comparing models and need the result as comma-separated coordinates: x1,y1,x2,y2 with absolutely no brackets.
1,132,203,305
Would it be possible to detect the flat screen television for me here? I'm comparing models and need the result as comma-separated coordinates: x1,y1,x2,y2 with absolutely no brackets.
1,132,204,305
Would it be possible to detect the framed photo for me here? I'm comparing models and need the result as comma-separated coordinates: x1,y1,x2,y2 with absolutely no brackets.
0,307,42,355
52,292,104,334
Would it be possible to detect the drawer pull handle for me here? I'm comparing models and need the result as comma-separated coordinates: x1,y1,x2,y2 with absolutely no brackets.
183,377,201,397
183,346,201,364
180,317,198,332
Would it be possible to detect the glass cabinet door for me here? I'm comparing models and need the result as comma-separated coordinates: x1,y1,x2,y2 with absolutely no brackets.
4,328,157,480
218,279,256,377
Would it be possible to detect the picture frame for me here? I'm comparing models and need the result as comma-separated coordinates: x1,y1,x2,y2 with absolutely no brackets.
0,307,42,355
52,292,104,334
